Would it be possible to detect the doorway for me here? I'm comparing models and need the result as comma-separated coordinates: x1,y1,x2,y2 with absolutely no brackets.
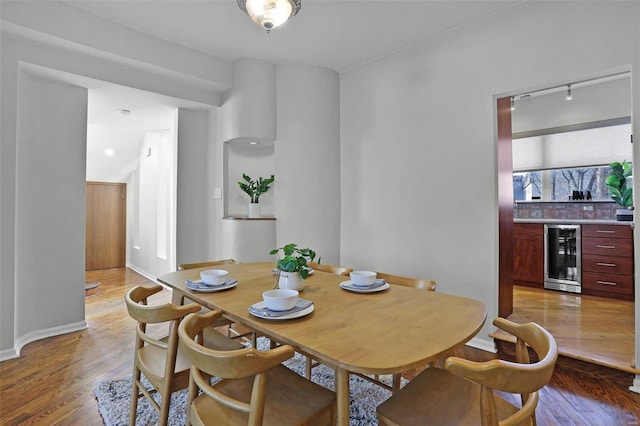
85,181,126,270
496,72,636,372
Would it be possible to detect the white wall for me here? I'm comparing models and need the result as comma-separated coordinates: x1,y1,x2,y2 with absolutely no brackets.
176,108,218,266
340,1,640,355
512,76,631,134
14,71,88,351
275,64,341,264
128,129,176,276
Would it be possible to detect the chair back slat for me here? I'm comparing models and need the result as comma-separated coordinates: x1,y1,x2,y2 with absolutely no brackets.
308,261,352,276
376,271,436,291
178,259,236,270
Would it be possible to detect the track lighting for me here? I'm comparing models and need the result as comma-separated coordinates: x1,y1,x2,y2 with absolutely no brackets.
565,84,572,101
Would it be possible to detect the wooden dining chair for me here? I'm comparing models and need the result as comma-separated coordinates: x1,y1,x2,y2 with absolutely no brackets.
177,259,254,345
308,261,353,276
376,317,558,426
125,284,245,426
178,310,337,426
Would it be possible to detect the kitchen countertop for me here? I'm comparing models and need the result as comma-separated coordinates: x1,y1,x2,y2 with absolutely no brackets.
514,218,633,226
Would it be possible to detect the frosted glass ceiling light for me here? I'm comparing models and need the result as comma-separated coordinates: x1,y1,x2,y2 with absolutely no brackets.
237,0,301,32
566,85,573,101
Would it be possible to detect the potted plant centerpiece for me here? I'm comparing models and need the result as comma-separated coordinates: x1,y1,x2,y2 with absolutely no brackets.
270,243,317,291
606,160,633,221
238,173,275,218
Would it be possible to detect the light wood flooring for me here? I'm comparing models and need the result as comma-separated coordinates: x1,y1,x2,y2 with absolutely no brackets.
1,268,639,425
494,285,637,374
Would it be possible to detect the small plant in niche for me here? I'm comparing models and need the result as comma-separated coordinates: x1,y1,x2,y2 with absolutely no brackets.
238,173,275,203
270,243,317,279
606,161,633,208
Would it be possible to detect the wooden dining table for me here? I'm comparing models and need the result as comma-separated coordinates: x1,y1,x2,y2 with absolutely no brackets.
158,262,487,426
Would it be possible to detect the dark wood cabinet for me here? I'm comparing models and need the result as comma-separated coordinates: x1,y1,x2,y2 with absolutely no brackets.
513,223,544,288
581,224,634,301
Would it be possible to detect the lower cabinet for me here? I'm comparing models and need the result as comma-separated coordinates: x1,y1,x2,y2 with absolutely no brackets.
513,223,544,288
581,224,634,301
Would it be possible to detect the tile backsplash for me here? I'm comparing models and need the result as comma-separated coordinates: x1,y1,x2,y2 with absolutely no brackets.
514,201,620,220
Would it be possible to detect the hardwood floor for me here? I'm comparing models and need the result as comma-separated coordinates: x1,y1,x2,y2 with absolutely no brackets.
0,268,639,425
495,285,637,374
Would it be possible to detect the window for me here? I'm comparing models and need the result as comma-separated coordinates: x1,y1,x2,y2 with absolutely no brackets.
513,165,632,202
512,120,632,202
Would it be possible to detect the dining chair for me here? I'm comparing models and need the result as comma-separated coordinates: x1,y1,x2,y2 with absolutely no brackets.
125,284,245,426
308,261,353,276
177,259,255,345
376,317,558,426
178,310,337,426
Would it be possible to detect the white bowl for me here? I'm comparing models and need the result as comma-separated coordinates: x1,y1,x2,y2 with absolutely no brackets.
263,289,299,311
200,269,229,286
350,271,377,286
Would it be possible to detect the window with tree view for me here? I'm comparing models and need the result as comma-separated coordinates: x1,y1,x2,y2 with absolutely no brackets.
513,166,627,201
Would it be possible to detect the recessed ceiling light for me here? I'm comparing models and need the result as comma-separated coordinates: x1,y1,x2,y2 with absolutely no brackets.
117,109,131,115
248,141,260,145
105,148,115,156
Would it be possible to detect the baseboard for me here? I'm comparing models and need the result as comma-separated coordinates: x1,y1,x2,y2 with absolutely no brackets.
126,263,160,285
0,348,19,362
466,336,497,353
630,375,640,394
13,320,88,357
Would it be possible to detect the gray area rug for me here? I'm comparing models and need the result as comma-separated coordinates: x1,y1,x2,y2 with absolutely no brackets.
94,337,404,425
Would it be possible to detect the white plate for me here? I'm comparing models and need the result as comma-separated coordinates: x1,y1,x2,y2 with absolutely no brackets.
248,301,315,320
186,280,237,292
340,280,390,293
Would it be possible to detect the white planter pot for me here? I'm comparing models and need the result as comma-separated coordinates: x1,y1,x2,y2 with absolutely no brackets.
248,203,261,218
278,271,304,291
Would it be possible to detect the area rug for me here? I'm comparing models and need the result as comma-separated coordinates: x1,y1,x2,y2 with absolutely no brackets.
94,337,404,425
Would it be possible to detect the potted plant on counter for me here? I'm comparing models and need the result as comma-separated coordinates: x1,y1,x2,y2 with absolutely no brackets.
606,160,633,221
238,173,275,218
270,243,317,291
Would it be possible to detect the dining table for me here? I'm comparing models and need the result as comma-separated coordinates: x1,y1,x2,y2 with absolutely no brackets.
158,262,487,426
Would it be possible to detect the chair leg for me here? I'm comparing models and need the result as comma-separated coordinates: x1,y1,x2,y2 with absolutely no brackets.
129,367,141,426
392,373,402,394
305,355,313,379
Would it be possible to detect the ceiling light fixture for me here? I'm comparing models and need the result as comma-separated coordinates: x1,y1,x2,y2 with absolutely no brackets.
510,96,515,111
105,148,115,156
565,84,573,101
236,0,301,32
117,109,131,115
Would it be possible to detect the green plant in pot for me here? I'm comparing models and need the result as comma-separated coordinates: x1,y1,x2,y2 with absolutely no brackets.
238,173,274,218
270,243,317,291
605,160,633,221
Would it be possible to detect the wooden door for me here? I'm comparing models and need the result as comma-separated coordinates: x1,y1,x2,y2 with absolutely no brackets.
86,182,126,270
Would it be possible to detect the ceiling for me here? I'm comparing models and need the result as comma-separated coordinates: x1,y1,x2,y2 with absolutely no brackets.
67,0,523,181
64,0,522,73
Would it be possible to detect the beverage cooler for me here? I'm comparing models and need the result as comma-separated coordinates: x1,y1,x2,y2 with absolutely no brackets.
544,224,581,293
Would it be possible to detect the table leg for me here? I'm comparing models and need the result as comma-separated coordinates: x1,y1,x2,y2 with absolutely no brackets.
171,290,184,305
336,367,350,426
